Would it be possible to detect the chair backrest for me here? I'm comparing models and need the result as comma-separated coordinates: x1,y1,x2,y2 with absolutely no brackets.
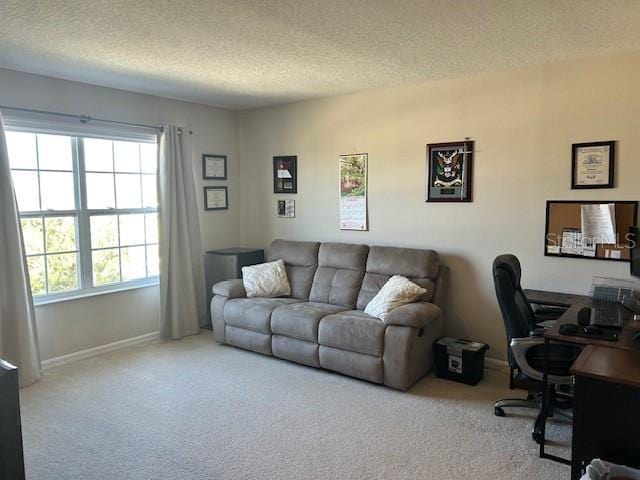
492,254,536,368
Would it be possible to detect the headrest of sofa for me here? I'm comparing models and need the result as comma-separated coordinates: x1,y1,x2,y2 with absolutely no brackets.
317,242,369,270
366,246,439,279
268,239,320,267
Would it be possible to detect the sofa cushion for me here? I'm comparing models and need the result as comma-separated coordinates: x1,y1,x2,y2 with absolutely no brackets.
364,275,427,321
271,302,349,342
318,310,385,357
356,246,439,310
308,243,369,308
224,297,302,334
268,239,320,300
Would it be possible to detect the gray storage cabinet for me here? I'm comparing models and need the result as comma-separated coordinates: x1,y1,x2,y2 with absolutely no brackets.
204,248,264,326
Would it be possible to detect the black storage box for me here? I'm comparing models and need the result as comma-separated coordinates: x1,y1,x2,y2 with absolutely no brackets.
434,337,489,386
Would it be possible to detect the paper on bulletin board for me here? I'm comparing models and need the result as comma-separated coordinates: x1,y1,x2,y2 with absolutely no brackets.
581,203,616,245
339,154,368,231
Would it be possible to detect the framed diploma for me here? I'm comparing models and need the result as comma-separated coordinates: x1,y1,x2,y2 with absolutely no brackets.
571,141,615,189
202,154,227,180
204,186,228,210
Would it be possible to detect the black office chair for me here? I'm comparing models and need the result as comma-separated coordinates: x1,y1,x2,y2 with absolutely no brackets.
492,254,581,443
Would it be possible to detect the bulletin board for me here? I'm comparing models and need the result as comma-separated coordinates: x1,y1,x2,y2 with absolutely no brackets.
544,200,638,262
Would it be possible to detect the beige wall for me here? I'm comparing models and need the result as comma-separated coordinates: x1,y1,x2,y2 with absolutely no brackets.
237,52,640,361
0,69,240,360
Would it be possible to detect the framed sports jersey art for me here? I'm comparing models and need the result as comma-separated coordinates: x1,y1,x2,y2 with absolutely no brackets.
426,140,474,202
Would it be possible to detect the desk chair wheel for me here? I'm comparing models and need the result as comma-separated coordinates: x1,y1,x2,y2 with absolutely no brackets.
494,406,505,417
532,414,546,444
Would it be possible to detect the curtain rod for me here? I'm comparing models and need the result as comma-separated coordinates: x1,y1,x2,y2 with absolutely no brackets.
0,105,193,135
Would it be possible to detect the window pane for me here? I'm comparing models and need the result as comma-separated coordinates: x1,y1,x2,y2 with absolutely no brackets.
115,174,142,208
45,216,76,253
141,174,157,208
119,214,145,246
140,143,157,173
145,213,158,244
21,217,44,254
6,131,37,169
40,171,75,210
121,246,146,281
114,141,140,173
92,248,120,285
90,215,118,249
86,172,115,209
84,138,113,172
146,244,159,277
37,134,73,171
26,255,46,295
11,170,40,211
46,253,78,292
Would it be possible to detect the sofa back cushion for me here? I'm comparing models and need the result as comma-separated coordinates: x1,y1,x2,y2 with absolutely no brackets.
309,242,369,308
356,246,439,310
268,239,320,300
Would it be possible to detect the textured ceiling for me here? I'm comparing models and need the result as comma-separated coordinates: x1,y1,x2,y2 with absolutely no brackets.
1,1,640,110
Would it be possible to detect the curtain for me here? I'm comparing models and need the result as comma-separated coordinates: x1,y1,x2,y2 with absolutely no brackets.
0,112,41,387
158,126,205,339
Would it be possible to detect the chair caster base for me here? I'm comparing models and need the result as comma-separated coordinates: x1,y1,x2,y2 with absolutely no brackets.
533,415,545,444
495,406,505,417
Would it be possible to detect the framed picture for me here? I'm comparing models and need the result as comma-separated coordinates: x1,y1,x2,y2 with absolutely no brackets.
426,140,474,202
571,141,615,189
204,186,228,210
277,199,295,218
273,156,297,193
202,154,227,180
339,153,368,231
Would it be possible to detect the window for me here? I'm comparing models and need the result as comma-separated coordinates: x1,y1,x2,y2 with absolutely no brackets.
7,130,159,302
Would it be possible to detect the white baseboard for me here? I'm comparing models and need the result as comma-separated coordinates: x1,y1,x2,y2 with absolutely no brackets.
42,331,160,372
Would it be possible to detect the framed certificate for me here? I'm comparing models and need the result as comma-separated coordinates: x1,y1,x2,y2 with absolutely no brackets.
202,154,227,180
204,186,228,210
571,141,615,189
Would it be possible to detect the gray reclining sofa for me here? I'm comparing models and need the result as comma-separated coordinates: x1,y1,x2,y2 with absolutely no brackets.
211,240,448,390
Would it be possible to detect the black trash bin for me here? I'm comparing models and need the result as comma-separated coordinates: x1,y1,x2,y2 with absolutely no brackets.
434,337,489,386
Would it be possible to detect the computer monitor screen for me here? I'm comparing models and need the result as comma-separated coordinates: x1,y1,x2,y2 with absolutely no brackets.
631,226,640,278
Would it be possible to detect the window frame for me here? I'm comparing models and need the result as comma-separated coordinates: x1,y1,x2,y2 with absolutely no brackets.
7,127,160,306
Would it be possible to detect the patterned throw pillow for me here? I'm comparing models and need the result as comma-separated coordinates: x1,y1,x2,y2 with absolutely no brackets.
364,275,427,322
241,259,291,298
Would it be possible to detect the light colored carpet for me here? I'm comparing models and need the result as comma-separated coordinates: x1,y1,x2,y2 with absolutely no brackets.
20,331,571,479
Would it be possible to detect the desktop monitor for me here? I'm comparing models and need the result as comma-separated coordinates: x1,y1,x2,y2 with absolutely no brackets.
631,226,640,278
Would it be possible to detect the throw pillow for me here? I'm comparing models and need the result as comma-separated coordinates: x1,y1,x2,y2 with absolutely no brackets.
242,259,291,298
364,275,427,322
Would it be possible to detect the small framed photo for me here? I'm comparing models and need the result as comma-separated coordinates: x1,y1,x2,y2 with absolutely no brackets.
277,199,295,218
202,154,227,180
571,141,615,189
273,156,297,193
426,140,473,202
204,186,228,210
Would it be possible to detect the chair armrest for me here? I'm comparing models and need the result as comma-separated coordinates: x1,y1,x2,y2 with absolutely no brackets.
384,302,442,329
510,337,573,385
212,279,246,299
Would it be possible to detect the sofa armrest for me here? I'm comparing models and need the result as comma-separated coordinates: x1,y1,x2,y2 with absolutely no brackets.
212,279,246,299
384,302,442,329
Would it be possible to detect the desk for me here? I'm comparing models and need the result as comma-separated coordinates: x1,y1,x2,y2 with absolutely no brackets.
525,290,640,478
571,346,640,479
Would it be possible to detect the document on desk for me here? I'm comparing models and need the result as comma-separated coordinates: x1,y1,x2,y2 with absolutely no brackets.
581,203,616,245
